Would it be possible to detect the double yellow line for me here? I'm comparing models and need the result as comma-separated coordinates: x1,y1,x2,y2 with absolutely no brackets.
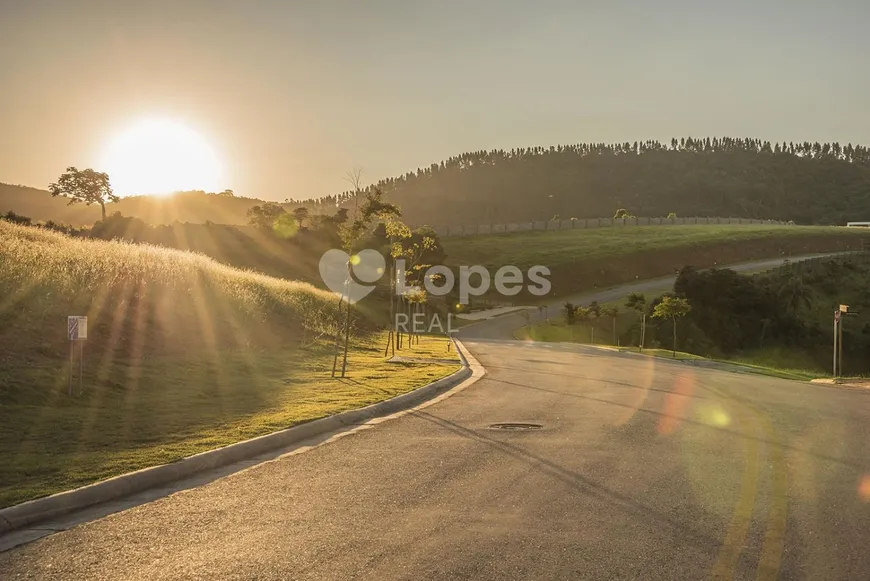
708,386,788,581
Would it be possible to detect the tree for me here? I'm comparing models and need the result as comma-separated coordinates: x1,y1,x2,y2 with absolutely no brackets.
587,300,601,318
292,207,310,231
614,208,631,220
625,292,648,350
652,296,691,356
574,301,602,343
601,305,619,344
563,302,576,325
384,215,437,353
217,189,235,197
332,207,349,225
667,212,677,219
777,274,813,314
333,187,400,376
574,306,592,342
48,167,118,221
247,202,285,230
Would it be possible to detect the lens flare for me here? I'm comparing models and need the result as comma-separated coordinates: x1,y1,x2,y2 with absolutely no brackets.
859,475,870,501
658,372,695,436
697,403,731,428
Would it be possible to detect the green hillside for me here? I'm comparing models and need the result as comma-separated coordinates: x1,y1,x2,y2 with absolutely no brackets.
0,221,457,506
0,220,337,360
442,225,870,299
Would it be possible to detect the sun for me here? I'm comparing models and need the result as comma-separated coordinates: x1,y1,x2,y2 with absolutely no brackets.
99,118,223,197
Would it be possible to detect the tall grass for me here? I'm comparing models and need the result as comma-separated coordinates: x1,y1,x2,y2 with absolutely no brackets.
0,221,338,363
0,222,462,507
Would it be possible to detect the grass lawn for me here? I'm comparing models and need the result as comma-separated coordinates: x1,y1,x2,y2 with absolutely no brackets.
442,225,867,269
441,224,870,300
0,332,459,508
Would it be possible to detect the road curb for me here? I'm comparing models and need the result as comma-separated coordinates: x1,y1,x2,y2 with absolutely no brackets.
0,338,474,536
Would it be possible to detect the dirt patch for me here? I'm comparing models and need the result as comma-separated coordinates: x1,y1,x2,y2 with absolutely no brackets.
812,378,870,390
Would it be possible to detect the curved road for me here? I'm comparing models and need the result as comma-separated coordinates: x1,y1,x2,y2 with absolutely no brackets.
2,253,870,579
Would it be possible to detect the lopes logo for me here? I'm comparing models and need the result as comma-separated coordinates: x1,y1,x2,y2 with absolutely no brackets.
318,249,552,304
318,249,386,303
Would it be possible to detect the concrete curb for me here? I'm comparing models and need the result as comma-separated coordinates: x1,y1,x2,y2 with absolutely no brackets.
0,339,474,536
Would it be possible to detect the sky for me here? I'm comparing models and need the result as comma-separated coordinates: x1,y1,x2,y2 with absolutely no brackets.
1,0,869,200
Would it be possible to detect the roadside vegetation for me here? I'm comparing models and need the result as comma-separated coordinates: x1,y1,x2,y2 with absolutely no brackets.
0,221,458,507
0,332,458,508
517,254,870,377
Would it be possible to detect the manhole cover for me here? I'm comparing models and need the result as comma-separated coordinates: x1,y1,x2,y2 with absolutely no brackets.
488,422,543,431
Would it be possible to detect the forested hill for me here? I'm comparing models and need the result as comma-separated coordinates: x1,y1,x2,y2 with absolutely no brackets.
6,137,870,228
324,137,870,226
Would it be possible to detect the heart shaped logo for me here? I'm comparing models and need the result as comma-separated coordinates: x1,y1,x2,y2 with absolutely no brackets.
318,248,386,303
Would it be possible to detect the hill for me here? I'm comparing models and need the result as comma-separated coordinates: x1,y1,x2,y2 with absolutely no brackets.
0,221,458,506
347,137,870,226
0,220,338,362
8,137,870,229
441,224,870,300
0,184,337,227
0,183,101,225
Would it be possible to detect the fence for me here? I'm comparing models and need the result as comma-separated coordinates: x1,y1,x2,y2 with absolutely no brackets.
430,217,790,237
752,250,870,278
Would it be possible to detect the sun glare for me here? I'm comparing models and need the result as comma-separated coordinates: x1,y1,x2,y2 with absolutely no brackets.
99,118,223,197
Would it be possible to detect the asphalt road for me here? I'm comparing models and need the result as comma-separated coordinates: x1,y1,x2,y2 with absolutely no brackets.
3,253,870,579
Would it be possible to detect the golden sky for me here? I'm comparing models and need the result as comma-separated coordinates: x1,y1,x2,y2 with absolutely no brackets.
1,0,868,200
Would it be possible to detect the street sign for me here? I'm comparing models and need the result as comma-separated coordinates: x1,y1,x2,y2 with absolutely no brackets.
840,304,850,313
67,316,87,340
67,316,87,396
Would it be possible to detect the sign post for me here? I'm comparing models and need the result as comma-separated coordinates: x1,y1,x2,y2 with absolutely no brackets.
67,316,87,396
837,307,848,377
834,305,858,379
